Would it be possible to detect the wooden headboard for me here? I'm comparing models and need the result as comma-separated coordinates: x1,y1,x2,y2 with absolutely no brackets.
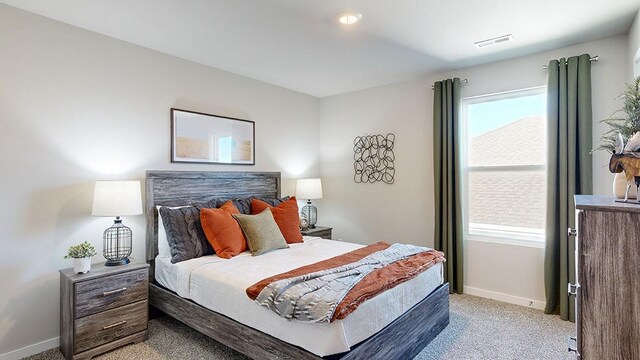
145,171,281,262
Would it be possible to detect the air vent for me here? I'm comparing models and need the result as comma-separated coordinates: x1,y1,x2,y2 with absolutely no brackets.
474,34,514,49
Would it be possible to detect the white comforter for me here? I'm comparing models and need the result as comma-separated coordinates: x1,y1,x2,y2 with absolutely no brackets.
155,237,443,357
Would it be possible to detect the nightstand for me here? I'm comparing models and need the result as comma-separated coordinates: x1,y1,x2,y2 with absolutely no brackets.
60,262,149,360
301,226,333,239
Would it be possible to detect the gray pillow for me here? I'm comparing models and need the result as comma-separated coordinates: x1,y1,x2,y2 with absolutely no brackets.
233,208,289,256
220,196,290,215
159,199,218,263
252,196,290,207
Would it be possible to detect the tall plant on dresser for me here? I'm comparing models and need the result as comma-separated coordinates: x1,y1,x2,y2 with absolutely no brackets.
595,76,640,199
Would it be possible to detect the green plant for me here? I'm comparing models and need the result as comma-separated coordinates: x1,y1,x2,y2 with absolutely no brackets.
64,241,97,259
595,77,640,153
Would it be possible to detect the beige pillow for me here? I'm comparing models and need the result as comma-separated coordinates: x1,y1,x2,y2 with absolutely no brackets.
233,208,289,256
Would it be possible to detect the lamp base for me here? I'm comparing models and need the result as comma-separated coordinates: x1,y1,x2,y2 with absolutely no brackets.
105,258,130,266
103,216,133,267
301,201,318,229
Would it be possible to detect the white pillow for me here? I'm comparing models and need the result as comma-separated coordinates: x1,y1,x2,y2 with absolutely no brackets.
157,206,171,257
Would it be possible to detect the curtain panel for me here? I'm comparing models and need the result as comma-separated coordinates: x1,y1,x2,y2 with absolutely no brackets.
433,78,464,294
544,54,593,321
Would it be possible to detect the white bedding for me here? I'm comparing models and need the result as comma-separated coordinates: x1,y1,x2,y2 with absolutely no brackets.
155,237,444,357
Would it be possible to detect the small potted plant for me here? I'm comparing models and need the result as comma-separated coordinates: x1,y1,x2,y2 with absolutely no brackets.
64,241,97,274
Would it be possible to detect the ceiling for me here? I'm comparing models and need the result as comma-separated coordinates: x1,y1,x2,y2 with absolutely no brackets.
2,0,640,97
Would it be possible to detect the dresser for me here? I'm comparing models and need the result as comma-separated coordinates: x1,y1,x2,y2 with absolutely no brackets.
571,196,640,359
60,262,149,360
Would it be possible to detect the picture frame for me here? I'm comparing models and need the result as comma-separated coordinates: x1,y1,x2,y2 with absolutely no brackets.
171,108,255,165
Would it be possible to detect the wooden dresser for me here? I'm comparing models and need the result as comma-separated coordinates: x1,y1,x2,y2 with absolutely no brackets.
60,262,149,360
572,196,640,359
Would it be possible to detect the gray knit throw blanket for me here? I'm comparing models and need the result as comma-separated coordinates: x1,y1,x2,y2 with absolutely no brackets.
255,243,429,323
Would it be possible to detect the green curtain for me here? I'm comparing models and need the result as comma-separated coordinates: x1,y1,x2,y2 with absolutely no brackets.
544,54,593,321
433,78,464,294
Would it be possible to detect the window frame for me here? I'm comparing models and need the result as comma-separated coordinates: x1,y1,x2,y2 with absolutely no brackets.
460,86,547,248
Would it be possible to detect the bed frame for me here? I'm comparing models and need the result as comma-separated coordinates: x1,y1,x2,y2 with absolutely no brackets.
145,170,449,359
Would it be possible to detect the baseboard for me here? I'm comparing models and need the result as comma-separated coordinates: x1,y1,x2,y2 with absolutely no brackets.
0,337,59,360
463,286,546,310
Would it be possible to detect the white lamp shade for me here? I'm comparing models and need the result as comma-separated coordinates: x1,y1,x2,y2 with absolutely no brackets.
92,180,143,217
296,178,323,200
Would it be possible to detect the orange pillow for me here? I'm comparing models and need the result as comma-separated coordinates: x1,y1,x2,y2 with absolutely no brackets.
200,201,247,259
251,197,303,244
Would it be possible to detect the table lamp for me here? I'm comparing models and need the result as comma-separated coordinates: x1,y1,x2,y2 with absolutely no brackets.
92,180,143,266
296,178,323,228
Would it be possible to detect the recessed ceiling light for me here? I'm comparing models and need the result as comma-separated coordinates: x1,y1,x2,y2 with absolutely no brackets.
336,12,362,25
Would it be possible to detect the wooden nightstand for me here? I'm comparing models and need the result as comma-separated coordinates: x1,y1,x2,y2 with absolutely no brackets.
301,226,333,239
60,262,149,360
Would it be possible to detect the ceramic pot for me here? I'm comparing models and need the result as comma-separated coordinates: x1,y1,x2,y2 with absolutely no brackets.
613,171,637,199
73,257,91,274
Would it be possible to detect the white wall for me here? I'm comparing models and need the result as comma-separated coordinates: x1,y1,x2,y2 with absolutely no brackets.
1,2,636,357
629,9,640,77
0,4,320,357
319,35,629,307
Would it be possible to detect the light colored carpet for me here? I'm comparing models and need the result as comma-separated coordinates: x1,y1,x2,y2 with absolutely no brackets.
23,294,573,360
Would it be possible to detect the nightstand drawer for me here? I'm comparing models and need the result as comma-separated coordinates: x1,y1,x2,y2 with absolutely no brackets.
311,229,332,239
74,300,147,354
300,226,333,240
75,269,148,318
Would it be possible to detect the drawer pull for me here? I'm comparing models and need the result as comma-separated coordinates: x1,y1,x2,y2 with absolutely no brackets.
568,283,580,296
102,320,127,330
568,335,578,354
102,287,127,297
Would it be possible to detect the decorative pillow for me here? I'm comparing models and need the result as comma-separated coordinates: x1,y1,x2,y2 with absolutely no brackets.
229,198,252,215
233,208,289,256
251,197,303,244
220,196,290,215
253,196,291,207
159,199,219,264
200,201,247,259
157,205,175,257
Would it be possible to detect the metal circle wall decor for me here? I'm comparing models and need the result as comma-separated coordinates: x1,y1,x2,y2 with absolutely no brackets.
353,133,395,184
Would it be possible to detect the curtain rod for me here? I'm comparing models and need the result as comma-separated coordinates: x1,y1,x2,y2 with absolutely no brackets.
430,78,468,90
542,55,598,71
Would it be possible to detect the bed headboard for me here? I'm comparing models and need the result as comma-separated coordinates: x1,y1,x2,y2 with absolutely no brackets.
145,170,281,262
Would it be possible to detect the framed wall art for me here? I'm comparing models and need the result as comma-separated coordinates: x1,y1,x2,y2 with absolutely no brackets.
353,133,395,184
171,108,255,165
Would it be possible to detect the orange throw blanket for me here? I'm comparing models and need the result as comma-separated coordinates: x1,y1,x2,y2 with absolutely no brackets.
246,242,446,322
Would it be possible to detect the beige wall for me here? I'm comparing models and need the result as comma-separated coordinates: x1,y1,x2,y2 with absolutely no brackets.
319,35,629,307
1,2,637,357
0,4,319,357
629,9,640,77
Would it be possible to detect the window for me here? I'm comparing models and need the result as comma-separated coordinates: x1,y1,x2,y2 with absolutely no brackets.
461,87,546,247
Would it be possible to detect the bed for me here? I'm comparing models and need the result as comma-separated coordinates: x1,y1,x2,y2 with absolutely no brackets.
145,170,449,359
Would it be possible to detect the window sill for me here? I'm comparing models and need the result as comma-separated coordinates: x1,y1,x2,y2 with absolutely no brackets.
465,234,545,249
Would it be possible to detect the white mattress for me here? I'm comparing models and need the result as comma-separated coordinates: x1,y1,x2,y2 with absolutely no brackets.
155,237,444,357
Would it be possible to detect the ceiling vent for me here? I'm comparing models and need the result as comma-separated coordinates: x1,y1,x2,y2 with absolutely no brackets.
474,34,514,49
